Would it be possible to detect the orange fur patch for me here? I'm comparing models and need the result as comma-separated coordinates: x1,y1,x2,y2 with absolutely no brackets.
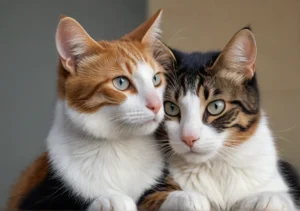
138,177,181,211
225,112,261,146
58,40,166,113
7,152,49,210
138,191,169,211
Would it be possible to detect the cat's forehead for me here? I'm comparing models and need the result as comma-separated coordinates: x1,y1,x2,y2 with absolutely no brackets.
166,50,241,101
77,41,158,77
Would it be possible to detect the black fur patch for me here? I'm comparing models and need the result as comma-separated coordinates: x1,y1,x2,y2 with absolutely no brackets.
19,167,89,210
278,160,300,206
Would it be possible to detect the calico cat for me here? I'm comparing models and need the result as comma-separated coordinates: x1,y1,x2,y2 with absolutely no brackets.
7,10,175,211
140,27,299,211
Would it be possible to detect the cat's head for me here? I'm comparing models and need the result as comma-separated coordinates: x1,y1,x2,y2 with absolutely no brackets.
164,27,260,163
55,10,174,139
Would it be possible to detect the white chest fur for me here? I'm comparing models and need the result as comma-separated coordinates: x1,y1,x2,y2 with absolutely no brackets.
47,102,164,202
169,119,289,211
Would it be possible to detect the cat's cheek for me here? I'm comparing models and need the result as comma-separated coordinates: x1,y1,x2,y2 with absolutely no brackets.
156,86,165,101
64,101,116,139
156,107,165,122
165,121,189,154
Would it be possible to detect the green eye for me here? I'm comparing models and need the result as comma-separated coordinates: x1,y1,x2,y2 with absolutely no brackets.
113,77,130,91
153,73,161,87
164,101,180,116
207,100,225,116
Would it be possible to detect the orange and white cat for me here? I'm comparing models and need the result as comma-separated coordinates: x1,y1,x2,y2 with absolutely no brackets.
7,10,175,211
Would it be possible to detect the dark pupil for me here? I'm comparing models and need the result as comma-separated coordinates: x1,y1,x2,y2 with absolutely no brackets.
153,75,157,81
170,104,174,111
214,103,218,109
119,78,124,85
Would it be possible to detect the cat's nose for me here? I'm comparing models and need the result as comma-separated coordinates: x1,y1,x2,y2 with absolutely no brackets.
181,135,199,148
146,100,161,114
145,93,162,114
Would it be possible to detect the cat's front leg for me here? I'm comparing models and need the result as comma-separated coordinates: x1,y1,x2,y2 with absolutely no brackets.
231,192,297,211
159,190,210,211
87,194,137,211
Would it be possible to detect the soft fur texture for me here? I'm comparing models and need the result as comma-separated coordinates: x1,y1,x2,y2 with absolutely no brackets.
50,10,169,211
140,28,298,211
8,10,176,211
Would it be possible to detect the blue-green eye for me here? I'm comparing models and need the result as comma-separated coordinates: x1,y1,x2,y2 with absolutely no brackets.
207,100,225,115
164,101,180,116
153,73,161,87
113,77,130,91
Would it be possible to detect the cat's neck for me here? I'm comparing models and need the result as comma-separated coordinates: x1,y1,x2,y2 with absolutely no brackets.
46,100,164,200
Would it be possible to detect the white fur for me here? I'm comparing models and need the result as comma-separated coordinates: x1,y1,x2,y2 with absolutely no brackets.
165,91,297,211
167,92,225,163
232,192,296,211
47,62,164,209
87,194,136,211
160,191,210,211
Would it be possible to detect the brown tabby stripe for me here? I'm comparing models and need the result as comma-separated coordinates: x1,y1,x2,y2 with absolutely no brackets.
225,113,261,145
138,191,169,211
209,108,239,132
230,100,258,115
138,177,181,211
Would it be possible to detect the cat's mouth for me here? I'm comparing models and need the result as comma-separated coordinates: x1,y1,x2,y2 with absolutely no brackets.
185,149,210,156
146,118,156,123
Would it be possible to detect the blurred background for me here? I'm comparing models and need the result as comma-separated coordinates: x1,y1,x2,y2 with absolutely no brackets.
0,0,299,207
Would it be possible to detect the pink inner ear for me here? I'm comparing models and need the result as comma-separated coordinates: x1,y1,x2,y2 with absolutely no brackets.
56,20,75,60
141,12,162,44
242,35,257,75
56,36,69,60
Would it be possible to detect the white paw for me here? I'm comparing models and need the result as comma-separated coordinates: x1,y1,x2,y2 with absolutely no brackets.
87,194,137,211
232,192,296,211
160,191,210,211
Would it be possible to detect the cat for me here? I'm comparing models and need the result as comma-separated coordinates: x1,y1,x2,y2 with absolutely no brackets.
139,27,299,211
7,9,176,211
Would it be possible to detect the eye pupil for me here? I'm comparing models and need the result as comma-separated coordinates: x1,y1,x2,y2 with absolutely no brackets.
164,101,180,117
153,73,161,86
207,100,225,116
170,104,174,111
113,77,129,91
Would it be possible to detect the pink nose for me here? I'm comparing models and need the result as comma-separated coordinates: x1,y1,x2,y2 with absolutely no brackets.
146,101,161,114
181,135,199,148
146,93,162,114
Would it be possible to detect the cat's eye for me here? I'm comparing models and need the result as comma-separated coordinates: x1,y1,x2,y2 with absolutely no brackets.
113,77,130,91
164,101,180,116
207,100,225,116
152,73,161,87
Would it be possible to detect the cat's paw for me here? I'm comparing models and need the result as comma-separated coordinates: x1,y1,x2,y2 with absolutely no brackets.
159,191,210,211
232,192,296,211
87,194,137,211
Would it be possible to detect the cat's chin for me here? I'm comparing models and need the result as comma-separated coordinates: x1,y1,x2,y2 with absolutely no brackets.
181,150,217,164
115,118,161,138
133,119,161,135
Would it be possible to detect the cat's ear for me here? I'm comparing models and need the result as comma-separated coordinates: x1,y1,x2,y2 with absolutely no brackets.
55,16,99,74
123,9,163,45
152,40,176,72
123,9,175,71
212,27,257,82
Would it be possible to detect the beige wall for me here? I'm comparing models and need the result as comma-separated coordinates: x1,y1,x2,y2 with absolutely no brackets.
149,0,300,169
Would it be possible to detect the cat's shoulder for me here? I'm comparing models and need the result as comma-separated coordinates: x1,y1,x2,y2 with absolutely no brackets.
7,152,49,210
